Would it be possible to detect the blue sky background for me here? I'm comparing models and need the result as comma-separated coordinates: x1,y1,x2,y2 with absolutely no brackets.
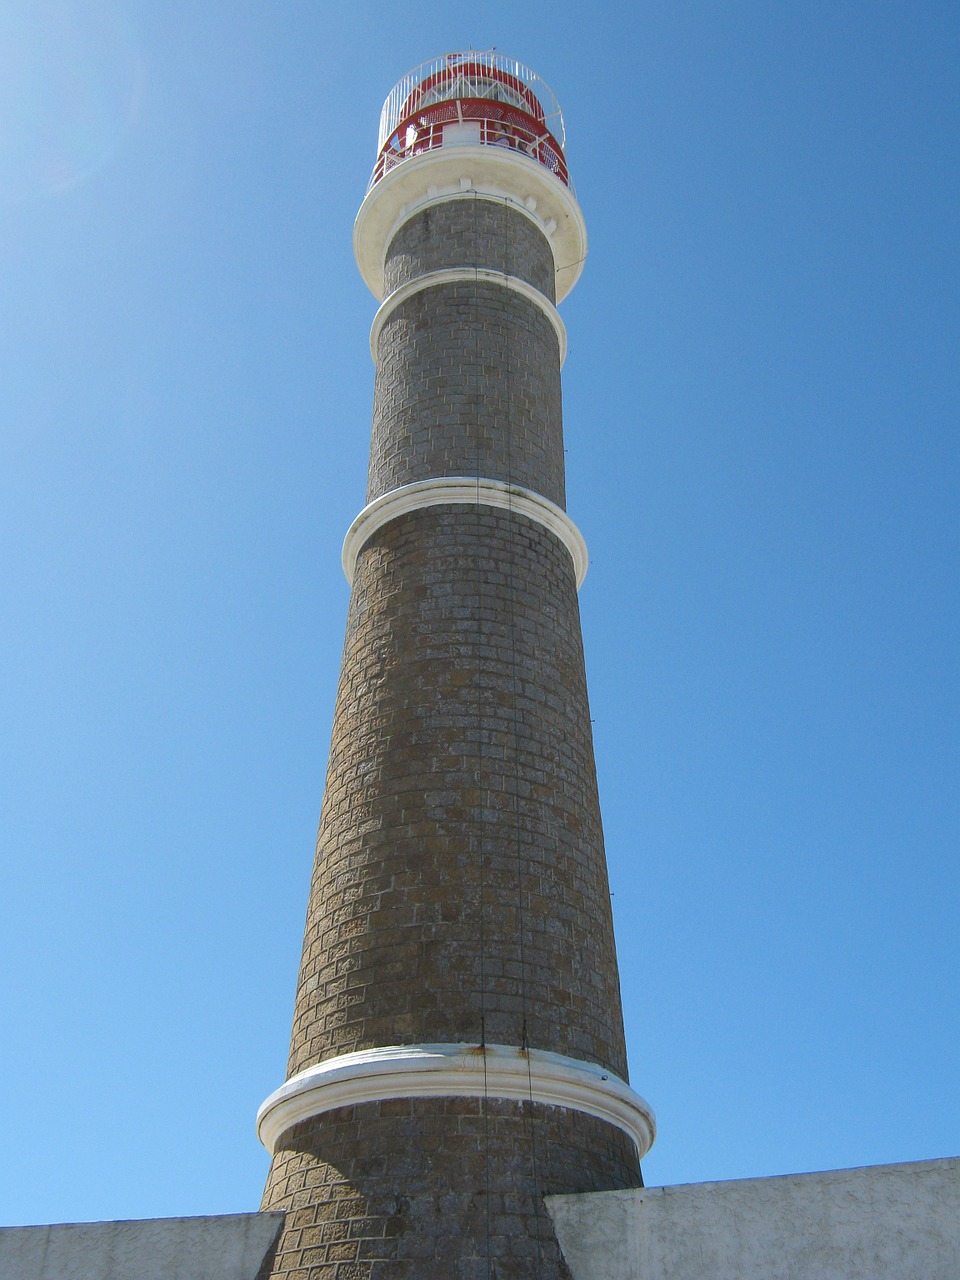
2,0,957,1226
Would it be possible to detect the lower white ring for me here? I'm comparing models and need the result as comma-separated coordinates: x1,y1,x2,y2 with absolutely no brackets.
257,1042,656,1159
342,477,589,588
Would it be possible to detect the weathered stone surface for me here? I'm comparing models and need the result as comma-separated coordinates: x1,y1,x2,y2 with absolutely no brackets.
285,505,628,1081
261,1099,639,1280
261,145,636,1278
368,281,564,507
369,199,564,507
383,200,556,300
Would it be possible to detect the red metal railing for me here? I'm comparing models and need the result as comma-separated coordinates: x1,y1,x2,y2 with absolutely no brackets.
370,97,569,191
377,54,565,150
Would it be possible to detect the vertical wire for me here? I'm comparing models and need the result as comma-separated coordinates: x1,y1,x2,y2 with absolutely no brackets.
472,191,493,1279
501,198,545,1280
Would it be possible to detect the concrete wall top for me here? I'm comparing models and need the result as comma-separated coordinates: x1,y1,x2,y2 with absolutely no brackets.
0,1211,284,1280
547,1157,960,1280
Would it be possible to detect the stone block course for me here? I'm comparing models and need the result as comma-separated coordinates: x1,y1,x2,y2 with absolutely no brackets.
284,505,628,1081
383,200,556,301
368,282,564,507
260,1099,639,1280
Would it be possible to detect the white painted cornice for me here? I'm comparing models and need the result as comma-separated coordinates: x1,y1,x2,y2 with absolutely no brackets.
354,148,587,303
370,268,567,367
257,1042,656,1159
342,477,588,589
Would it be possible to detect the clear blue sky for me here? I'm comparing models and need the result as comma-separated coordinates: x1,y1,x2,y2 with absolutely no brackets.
2,0,957,1226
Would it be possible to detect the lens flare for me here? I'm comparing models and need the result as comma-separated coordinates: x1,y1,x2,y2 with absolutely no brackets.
0,0,143,201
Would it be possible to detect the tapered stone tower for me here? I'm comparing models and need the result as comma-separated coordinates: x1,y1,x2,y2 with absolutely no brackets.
257,53,654,1279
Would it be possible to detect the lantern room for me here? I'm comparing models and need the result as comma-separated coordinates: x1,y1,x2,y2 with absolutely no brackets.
370,52,570,190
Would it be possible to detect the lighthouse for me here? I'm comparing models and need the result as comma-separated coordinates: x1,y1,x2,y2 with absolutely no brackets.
256,53,655,1278
1,42,954,1280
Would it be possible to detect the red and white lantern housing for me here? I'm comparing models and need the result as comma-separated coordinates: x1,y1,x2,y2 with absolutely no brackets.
355,52,588,302
371,52,570,188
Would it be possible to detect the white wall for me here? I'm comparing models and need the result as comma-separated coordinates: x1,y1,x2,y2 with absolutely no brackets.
547,1157,960,1280
0,1212,283,1280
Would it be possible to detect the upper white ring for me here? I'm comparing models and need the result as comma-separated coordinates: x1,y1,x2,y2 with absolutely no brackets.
257,1042,655,1159
342,477,588,589
354,148,588,303
369,268,567,367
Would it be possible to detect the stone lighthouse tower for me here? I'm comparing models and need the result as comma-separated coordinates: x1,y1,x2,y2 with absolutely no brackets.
257,53,654,1279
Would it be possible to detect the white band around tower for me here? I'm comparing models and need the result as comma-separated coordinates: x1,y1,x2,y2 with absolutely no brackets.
257,1042,656,1159
354,147,588,302
342,477,589,588
370,268,567,367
